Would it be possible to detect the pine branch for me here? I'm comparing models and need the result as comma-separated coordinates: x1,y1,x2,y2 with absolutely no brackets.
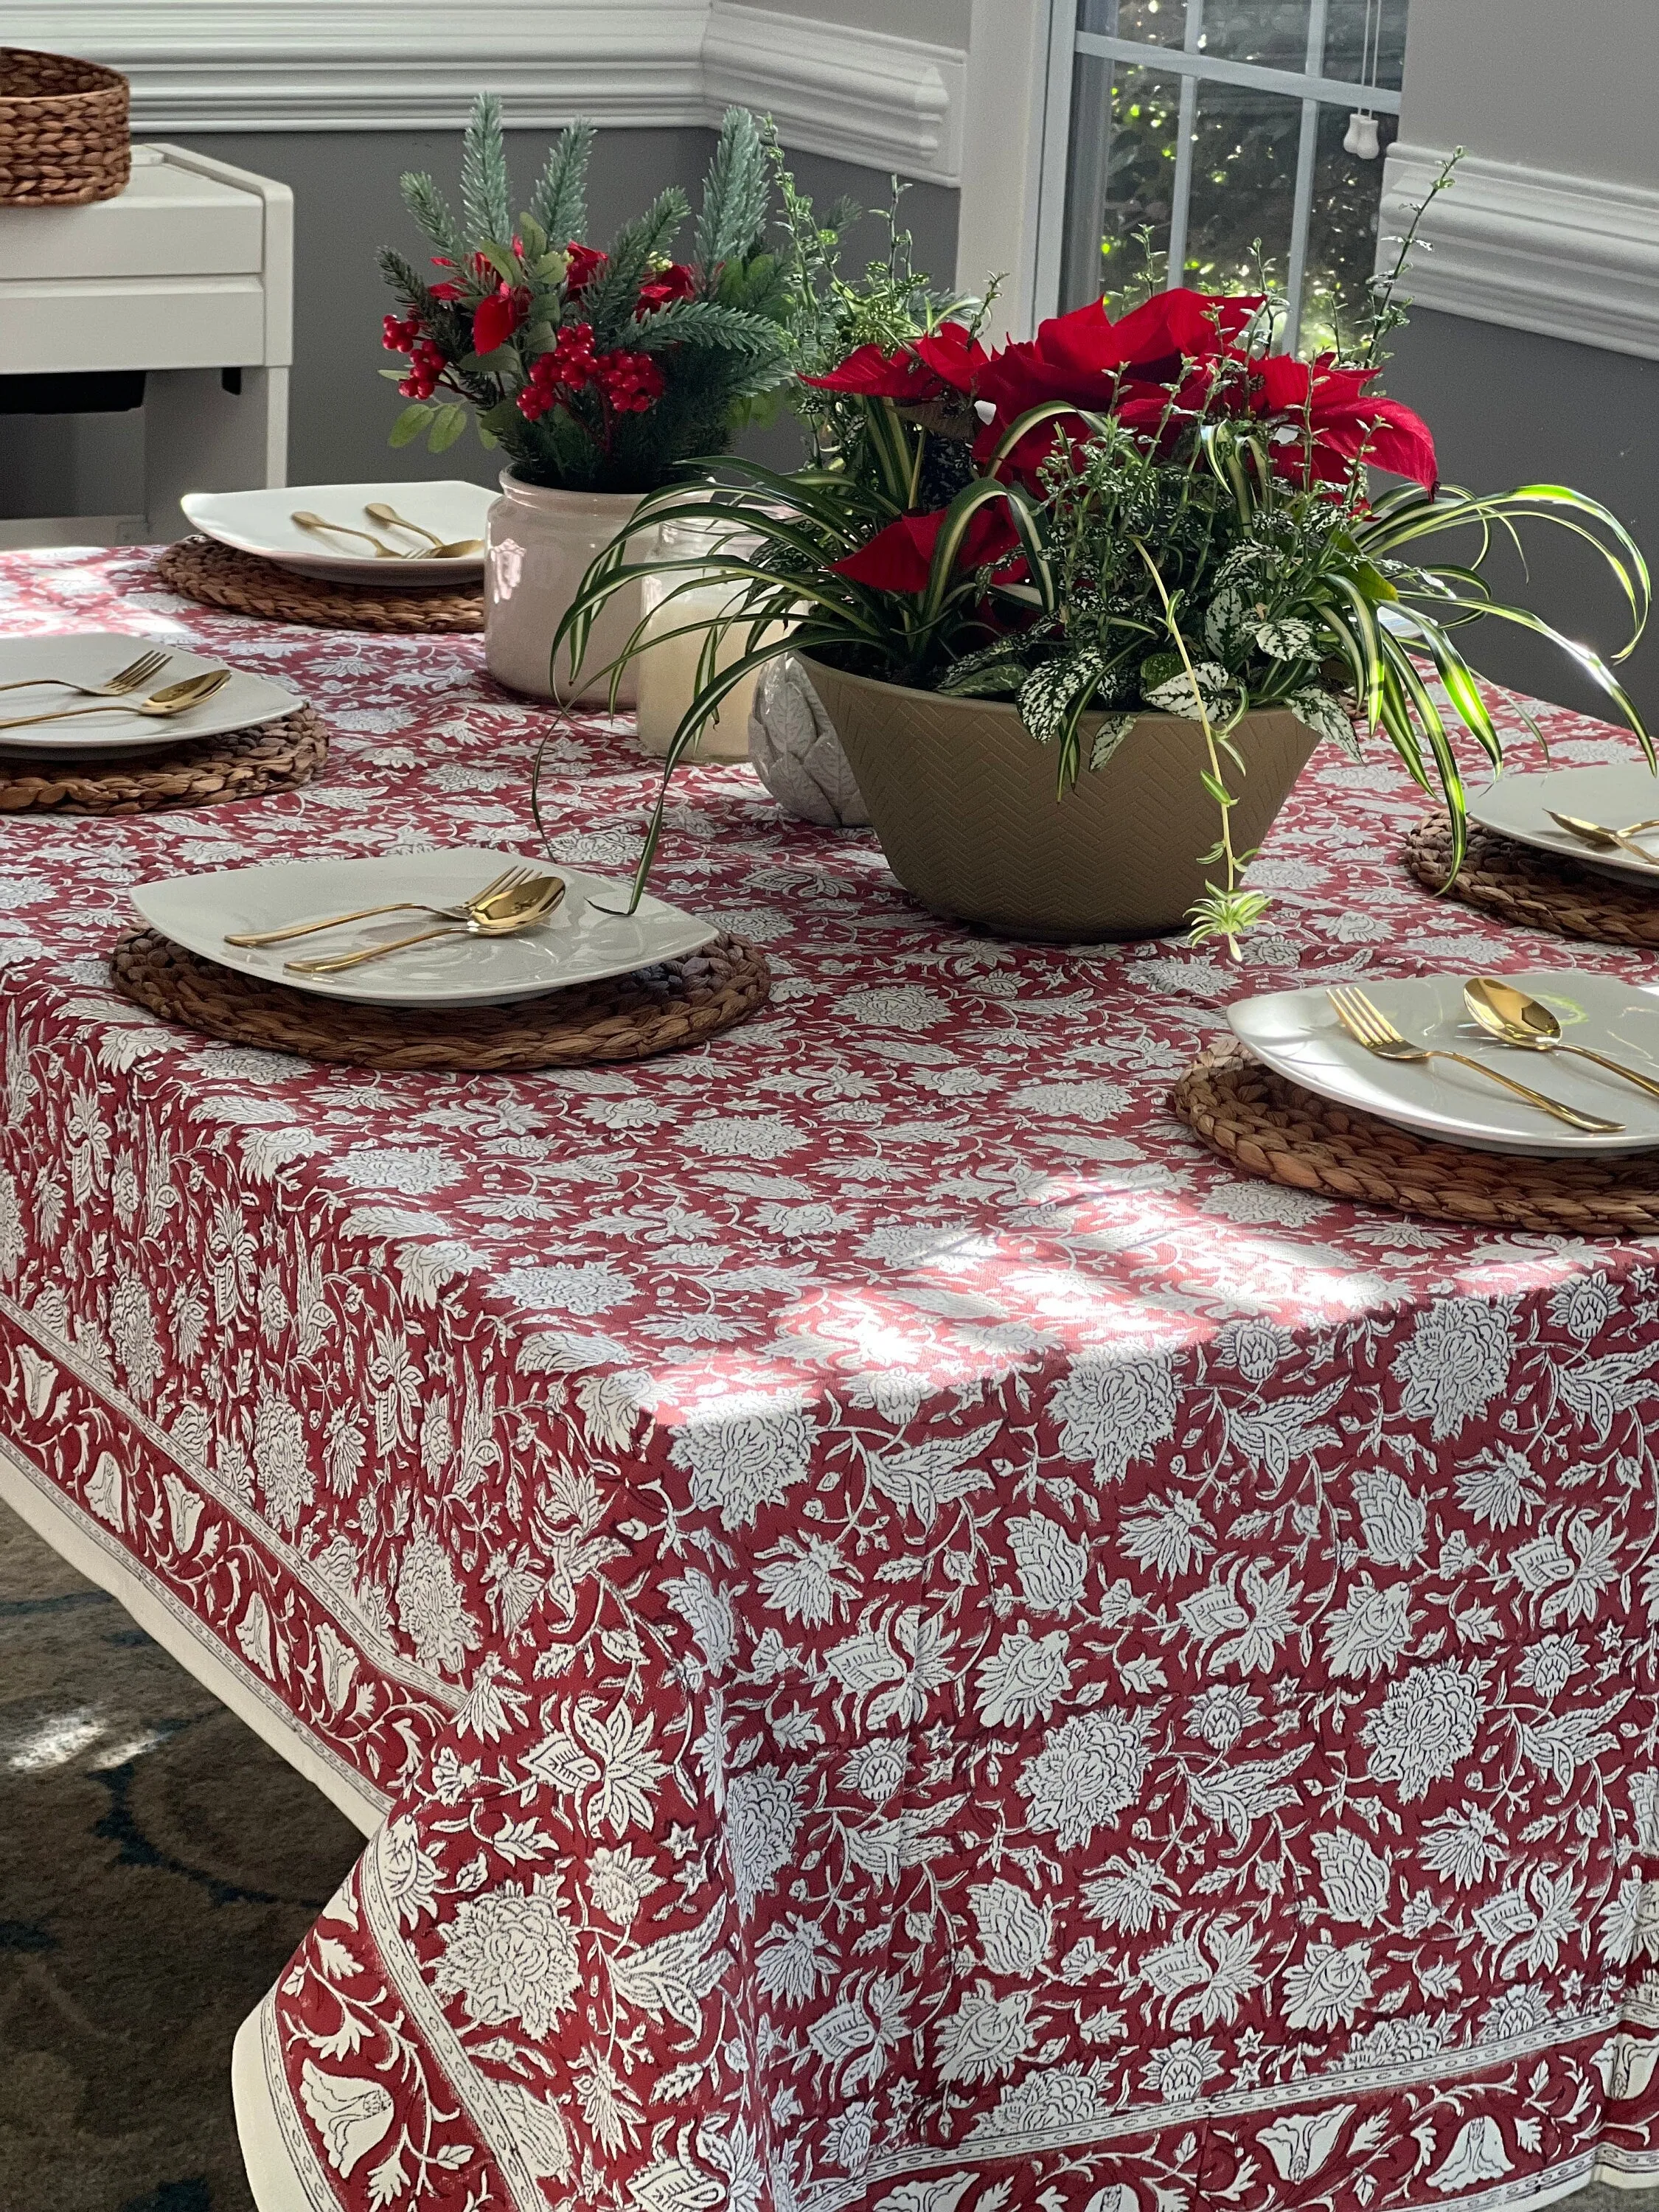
378,246,430,308
400,171,467,266
629,297,785,357
581,189,690,346
694,107,771,275
461,93,512,247
529,120,594,245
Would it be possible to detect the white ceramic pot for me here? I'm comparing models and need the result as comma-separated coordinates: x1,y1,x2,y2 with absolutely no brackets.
484,473,653,705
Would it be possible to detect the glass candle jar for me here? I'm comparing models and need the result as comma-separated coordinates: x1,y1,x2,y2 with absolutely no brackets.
634,515,785,759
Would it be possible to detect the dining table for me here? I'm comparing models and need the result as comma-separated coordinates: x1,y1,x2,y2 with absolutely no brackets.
1,541,1657,2212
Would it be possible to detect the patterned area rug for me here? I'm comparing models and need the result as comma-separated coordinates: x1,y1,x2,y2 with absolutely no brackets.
0,1498,363,2212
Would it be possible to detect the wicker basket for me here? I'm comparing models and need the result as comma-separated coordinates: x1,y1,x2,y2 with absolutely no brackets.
0,48,131,206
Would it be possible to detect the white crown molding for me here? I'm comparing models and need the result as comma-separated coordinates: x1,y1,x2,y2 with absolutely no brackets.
1380,142,1659,362
704,4,963,184
6,1,966,178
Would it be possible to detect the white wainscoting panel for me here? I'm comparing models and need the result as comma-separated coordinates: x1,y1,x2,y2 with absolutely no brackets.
7,1,967,178
1381,143,1659,362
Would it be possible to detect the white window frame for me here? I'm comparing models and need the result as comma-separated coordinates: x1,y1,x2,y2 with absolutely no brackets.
1025,0,1403,347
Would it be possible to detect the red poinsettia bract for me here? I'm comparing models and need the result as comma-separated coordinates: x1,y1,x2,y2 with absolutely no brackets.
1248,354,1438,493
832,501,1020,594
803,319,989,407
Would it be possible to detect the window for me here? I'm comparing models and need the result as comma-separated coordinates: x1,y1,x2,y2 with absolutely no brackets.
1040,0,1407,352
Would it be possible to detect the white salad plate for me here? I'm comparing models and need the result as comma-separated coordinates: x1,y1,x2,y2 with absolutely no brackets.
1229,969,1659,1156
1469,763,1659,886
132,848,719,1009
0,635,300,755
181,481,493,582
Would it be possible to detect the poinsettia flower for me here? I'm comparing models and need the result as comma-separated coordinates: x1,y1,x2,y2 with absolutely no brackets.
565,242,608,295
473,283,531,357
804,319,988,403
1250,353,1439,490
974,288,1267,479
832,501,1019,594
637,262,698,314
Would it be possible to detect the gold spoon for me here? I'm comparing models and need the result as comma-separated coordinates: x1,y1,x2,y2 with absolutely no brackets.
1464,976,1659,1103
285,875,565,975
1547,810,1659,867
363,503,484,558
291,512,404,559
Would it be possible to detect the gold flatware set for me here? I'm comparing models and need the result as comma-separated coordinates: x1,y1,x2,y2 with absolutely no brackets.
0,668,230,736
280,873,564,974
1548,810,1659,866
291,505,483,560
1326,984,1624,1135
1324,977,1659,1137
220,869,566,975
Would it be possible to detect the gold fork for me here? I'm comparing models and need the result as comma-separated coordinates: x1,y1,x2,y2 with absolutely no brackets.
0,648,171,699
285,875,566,975
0,669,232,735
226,866,536,947
1326,985,1623,1134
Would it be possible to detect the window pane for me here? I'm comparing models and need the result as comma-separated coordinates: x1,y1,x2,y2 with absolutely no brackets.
1058,57,1182,311
1322,0,1408,88
1178,79,1301,295
1194,2,1312,71
1300,101,1401,351
1078,0,1187,50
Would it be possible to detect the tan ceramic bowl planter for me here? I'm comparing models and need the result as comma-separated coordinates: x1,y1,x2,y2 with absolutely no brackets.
803,654,1317,942
484,473,656,706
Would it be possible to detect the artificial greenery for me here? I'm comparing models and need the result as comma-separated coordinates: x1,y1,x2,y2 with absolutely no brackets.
379,100,806,493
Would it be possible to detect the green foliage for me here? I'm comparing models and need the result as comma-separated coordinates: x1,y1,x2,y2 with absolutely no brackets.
460,92,512,248
529,121,591,246
398,172,467,268
695,107,771,274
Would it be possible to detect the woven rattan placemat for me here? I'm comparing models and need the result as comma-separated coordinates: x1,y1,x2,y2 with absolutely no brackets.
111,928,770,1071
156,537,484,635
1405,815,1659,949
0,704,326,815
1172,1040,1659,1237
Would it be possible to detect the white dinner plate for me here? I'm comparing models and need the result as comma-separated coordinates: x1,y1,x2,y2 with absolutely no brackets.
181,481,493,583
1470,763,1659,886
0,635,301,755
1229,970,1659,1155
133,848,719,1008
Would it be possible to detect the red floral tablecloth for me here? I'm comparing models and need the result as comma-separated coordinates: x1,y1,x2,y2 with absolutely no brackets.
2,546,1658,2212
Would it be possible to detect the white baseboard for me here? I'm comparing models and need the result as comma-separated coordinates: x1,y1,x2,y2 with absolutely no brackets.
1380,142,1659,362
5,1,967,181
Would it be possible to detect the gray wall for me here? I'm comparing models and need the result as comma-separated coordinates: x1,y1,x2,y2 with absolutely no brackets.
1399,0,1659,187
0,130,958,520
1383,313,1658,726
1384,0,1659,726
